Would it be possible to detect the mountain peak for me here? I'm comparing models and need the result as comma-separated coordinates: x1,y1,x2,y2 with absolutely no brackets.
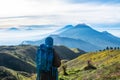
102,31,109,34
54,25,73,34
8,27,20,31
62,25,73,29
102,31,112,35
74,24,91,29
102,31,114,36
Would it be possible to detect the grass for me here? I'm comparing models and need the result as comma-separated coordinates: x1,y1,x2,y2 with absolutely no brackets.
0,45,120,80
0,66,36,80
59,50,120,80
0,45,82,80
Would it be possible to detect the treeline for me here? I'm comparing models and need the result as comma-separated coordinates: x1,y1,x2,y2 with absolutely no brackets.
98,46,120,52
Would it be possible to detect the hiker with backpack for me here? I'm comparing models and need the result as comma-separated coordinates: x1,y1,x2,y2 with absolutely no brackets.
36,37,61,80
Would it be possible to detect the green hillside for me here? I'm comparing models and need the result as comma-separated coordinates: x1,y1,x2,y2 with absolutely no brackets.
0,66,36,80
70,48,85,54
0,45,37,73
1,45,119,80
59,50,120,80
54,46,85,60
0,45,83,80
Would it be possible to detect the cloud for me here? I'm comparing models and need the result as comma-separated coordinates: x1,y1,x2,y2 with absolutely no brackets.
0,0,119,27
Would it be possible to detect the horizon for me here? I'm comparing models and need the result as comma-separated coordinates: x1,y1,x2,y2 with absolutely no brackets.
0,23,120,38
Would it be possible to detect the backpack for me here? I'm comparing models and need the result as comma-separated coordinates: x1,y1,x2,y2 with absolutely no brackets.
36,37,60,80
36,44,54,72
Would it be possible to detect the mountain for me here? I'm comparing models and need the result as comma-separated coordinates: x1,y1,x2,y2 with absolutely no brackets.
0,66,35,80
54,46,85,60
0,45,84,80
22,23,120,51
19,25,57,30
59,49,120,80
70,48,85,54
22,35,101,52
102,31,120,41
51,35,101,52
58,24,120,49
0,45,83,69
0,46,37,73
0,45,119,80
0,52,36,73
54,25,73,34
7,27,20,31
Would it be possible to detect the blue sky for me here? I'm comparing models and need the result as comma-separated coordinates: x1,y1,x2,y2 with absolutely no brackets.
0,0,120,28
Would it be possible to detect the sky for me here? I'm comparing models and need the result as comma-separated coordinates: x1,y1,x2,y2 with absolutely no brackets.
0,0,120,28
0,0,120,45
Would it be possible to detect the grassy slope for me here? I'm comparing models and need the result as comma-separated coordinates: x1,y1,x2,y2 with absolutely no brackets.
0,45,37,80
59,50,120,80
54,46,85,60
70,48,86,54
0,66,36,80
0,45,83,80
0,52,36,73
0,45,37,67
0,45,120,80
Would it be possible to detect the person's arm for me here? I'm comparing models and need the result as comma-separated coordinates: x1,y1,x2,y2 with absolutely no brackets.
53,49,61,67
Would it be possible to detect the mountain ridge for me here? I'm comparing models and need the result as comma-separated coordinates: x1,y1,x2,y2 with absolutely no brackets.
22,35,101,51
22,24,120,51
58,24,120,49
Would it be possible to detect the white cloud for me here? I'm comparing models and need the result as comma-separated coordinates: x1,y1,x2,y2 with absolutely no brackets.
0,0,120,27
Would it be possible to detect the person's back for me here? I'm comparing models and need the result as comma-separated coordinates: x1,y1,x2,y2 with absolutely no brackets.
36,37,61,80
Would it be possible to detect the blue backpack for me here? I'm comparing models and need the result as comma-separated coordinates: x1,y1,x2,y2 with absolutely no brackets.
36,37,58,80
36,44,54,72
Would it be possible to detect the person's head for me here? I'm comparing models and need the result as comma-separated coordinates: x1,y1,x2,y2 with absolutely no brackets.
45,37,53,47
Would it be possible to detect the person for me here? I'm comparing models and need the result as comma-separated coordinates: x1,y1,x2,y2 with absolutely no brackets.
36,37,61,80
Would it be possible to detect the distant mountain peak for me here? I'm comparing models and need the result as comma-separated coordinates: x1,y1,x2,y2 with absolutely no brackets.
74,24,91,29
102,31,117,38
60,25,73,30
8,27,20,31
102,31,109,34
54,25,73,34
102,31,113,35
65,25,73,28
